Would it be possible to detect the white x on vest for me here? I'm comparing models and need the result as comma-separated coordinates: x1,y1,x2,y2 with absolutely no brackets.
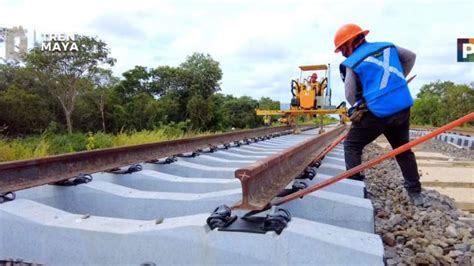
363,48,405,90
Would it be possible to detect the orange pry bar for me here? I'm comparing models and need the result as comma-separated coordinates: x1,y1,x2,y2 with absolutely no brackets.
273,112,474,207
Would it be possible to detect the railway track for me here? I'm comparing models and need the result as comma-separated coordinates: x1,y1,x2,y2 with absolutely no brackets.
410,127,474,150
411,126,473,137
0,124,384,265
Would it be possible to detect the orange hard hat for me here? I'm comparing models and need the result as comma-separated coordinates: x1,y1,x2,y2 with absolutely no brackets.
334,23,369,53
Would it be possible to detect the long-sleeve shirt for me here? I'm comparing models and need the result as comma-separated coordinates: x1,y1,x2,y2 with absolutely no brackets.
344,45,416,106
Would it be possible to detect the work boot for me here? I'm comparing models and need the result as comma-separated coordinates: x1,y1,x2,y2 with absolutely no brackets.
408,192,424,207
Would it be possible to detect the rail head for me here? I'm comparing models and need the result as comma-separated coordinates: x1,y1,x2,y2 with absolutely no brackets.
0,125,304,194
233,124,348,210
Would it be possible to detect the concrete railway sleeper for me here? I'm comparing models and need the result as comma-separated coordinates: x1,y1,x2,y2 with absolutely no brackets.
0,124,386,265
0,125,316,195
202,113,472,261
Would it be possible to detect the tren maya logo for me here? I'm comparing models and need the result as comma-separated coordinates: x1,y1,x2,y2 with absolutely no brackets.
41,33,79,52
457,38,474,62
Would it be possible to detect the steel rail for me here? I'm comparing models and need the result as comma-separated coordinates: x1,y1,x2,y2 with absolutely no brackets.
410,127,473,137
0,125,306,194
272,112,474,207
233,124,347,210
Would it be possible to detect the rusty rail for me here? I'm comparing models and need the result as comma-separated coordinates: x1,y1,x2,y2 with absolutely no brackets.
233,124,347,210
272,112,474,208
0,126,305,194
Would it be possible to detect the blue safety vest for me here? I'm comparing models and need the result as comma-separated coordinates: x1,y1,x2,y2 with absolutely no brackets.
340,42,413,118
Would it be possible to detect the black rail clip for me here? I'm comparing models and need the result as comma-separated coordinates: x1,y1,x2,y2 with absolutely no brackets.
312,159,322,168
198,145,218,153
206,205,291,235
163,156,178,164
0,191,16,203
297,167,317,180
277,180,308,198
147,156,178,164
206,205,236,230
54,173,93,186
106,164,143,174
178,151,199,158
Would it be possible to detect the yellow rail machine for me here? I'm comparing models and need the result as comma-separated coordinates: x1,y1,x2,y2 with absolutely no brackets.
256,64,349,133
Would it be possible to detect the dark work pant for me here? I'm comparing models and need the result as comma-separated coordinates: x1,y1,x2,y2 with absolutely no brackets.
343,108,421,193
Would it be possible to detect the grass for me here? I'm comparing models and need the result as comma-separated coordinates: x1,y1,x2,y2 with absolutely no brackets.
0,127,209,163
0,137,49,162
0,117,339,163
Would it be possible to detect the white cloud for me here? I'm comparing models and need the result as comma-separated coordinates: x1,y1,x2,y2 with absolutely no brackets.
0,0,473,105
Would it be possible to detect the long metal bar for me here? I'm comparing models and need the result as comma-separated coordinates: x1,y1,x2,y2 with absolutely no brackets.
255,108,347,116
312,132,347,165
272,112,474,207
411,127,473,136
232,124,347,210
0,126,299,194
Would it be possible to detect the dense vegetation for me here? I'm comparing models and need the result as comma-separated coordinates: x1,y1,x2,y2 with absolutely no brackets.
0,36,472,162
411,81,474,127
0,36,280,137
0,36,284,161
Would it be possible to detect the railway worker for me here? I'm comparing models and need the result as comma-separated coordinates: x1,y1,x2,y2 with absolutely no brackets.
309,73,318,84
263,115,271,127
334,23,424,206
308,73,323,96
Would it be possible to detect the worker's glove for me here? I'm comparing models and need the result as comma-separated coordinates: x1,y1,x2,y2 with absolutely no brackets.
348,102,368,123
349,109,367,123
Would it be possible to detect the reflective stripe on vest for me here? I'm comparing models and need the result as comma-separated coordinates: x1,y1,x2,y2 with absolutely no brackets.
340,42,413,118
363,47,405,90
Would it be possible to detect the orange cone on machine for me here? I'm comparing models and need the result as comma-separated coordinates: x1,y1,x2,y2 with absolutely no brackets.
334,23,369,52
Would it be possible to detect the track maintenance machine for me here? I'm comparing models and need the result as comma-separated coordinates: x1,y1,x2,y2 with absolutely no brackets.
256,64,349,133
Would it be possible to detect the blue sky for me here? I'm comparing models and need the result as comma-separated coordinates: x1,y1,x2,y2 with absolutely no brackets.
1,0,473,106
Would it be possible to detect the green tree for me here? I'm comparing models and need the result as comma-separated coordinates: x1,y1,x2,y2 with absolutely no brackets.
155,94,181,124
123,92,163,131
90,68,118,132
181,53,222,130
208,93,230,130
107,93,129,133
0,85,51,134
150,66,185,97
222,96,261,129
258,97,280,110
25,36,116,133
0,60,57,135
411,81,474,126
187,95,213,129
116,66,152,97
411,94,441,126
0,60,20,92
179,53,222,98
